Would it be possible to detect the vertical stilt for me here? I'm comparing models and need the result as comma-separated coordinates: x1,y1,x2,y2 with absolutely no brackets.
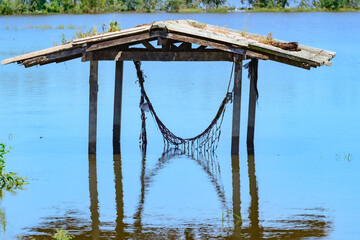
113,61,124,152
89,154,100,239
231,155,242,239
231,58,243,155
247,59,258,148
89,61,99,154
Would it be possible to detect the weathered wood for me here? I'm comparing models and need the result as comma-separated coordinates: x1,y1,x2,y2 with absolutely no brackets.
265,53,312,70
246,59,258,146
72,24,152,46
245,51,269,60
89,61,98,154
86,32,157,52
141,40,155,50
21,47,85,67
249,42,321,67
270,41,299,51
158,31,247,56
1,43,73,65
83,49,235,62
3,20,336,69
113,61,124,149
231,59,243,155
152,20,249,48
177,42,192,51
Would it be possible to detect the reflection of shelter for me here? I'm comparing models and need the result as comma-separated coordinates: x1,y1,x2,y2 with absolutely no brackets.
2,20,335,155
22,145,332,239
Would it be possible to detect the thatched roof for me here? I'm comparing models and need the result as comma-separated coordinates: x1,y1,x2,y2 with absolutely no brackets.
1,20,335,70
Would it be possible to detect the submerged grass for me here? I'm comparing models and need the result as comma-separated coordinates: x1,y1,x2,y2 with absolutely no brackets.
207,7,229,13
178,8,204,13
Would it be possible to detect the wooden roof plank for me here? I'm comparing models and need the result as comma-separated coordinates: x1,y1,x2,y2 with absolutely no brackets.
1,43,73,65
152,20,249,48
86,32,156,52
1,19,335,69
72,24,151,46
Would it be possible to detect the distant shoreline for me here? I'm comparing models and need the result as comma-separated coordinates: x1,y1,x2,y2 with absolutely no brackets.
0,6,359,15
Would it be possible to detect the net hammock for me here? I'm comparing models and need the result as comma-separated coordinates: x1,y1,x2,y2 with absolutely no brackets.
134,61,233,154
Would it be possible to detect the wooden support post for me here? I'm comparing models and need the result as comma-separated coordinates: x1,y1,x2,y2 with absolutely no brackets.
247,59,258,148
88,61,98,154
113,61,124,152
231,58,243,155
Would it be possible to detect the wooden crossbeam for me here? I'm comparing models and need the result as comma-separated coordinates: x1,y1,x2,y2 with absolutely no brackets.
82,49,236,62
141,40,155,50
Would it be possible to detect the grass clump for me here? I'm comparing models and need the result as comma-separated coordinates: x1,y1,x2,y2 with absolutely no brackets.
188,21,207,29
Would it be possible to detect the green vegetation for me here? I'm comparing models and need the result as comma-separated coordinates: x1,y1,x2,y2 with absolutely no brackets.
0,0,232,14
242,0,359,11
51,228,74,240
0,143,27,191
0,0,358,14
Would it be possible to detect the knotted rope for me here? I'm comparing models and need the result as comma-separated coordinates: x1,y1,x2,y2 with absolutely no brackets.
134,61,233,154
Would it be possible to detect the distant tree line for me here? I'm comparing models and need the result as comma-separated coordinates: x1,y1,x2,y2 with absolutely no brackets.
242,0,360,10
0,0,227,14
0,0,359,14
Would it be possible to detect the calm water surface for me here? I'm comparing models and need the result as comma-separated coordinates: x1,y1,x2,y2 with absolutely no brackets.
0,12,359,239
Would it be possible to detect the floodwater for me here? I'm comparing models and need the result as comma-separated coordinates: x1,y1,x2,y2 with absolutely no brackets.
0,12,359,239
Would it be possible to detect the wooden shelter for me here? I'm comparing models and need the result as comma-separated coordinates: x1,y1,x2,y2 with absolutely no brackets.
1,20,336,155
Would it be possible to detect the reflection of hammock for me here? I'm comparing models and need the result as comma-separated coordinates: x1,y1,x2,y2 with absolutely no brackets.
133,149,231,232
134,61,232,153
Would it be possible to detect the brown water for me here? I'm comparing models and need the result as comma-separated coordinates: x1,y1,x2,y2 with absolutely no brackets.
0,12,359,239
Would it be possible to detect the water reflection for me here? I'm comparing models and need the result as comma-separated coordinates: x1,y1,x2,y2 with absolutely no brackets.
113,147,125,239
133,148,230,239
88,154,100,240
246,147,261,239
21,144,332,239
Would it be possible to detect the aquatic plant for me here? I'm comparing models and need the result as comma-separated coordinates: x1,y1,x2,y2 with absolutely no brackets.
0,143,28,191
41,24,52,30
56,24,65,29
66,25,75,29
51,228,74,240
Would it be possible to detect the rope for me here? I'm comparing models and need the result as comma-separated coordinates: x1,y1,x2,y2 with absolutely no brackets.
134,61,233,154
